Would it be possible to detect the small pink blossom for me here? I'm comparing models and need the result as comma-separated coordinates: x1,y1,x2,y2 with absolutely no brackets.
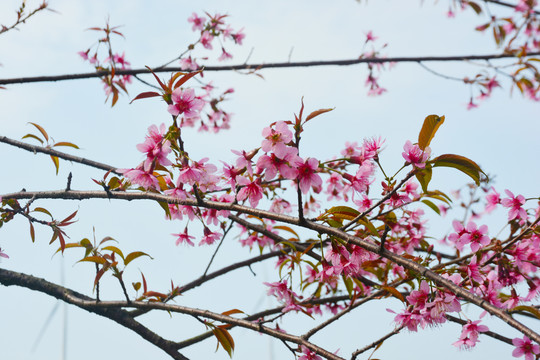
0,247,9,259
365,30,378,42
295,157,322,194
402,141,430,168
218,47,233,61
298,345,322,360
199,227,221,246
501,190,528,223
512,336,540,360
232,28,245,45
120,168,159,190
485,187,501,213
188,13,206,31
179,56,199,71
236,176,264,207
167,88,205,118
460,221,490,252
261,121,293,158
172,228,195,246
200,31,214,49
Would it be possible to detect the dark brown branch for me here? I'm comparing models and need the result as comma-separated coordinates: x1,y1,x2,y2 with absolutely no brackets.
350,326,404,359
0,136,120,175
0,268,188,360
2,189,539,344
2,52,540,86
483,0,540,15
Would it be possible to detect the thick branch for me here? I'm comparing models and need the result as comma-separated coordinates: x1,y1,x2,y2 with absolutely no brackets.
2,189,539,344
0,268,188,360
1,52,540,86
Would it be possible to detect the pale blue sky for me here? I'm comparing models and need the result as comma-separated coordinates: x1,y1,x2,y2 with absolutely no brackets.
0,1,538,360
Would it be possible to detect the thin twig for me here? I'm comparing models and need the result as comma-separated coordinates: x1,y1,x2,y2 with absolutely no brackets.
0,136,120,174
2,52,540,85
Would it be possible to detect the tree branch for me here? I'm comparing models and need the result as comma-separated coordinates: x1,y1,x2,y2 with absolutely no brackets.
2,189,539,344
1,52,540,86
0,268,189,360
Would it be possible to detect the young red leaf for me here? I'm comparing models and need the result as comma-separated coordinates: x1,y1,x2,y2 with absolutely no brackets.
304,108,334,122
130,91,161,103
145,66,169,92
173,69,203,90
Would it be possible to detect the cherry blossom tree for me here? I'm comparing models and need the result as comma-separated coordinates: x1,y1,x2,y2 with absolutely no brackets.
0,1,539,360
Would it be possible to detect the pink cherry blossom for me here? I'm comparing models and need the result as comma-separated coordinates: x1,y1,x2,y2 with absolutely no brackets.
136,123,172,172
187,13,205,31
218,47,233,61
179,56,199,71
236,176,264,207
200,31,214,49
261,121,294,158
402,140,430,168
501,190,528,223
120,168,159,190
485,187,501,213
172,228,195,246
460,221,490,252
295,157,322,194
512,336,540,360
199,227,222,246
167,88,205,118
298,345,323,360
232,28,245,45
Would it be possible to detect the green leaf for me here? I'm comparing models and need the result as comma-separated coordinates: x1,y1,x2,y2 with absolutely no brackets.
342,275,354,297
212,327,235,357
415,164,432,193
358,218,379,237
432,154,486,185
124,251,152,266
418,114,445,150
421,199,441,215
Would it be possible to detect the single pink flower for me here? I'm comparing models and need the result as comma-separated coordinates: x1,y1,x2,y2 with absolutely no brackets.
232,28,245,45
199,227,221,246
187,13,206,31
512,336,540,360
365,30,378,42
295,157,322,194
236,176,264,207
218,47,233,61
200,31,214,49
167,88,205,118
179,56,199,71
485,187,501,213
172,228,195,246
501,190,528,222
120,168,159,190
261,121,294,158
402,140,430,168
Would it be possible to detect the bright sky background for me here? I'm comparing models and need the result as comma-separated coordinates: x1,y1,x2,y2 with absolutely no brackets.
0,1,539,360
